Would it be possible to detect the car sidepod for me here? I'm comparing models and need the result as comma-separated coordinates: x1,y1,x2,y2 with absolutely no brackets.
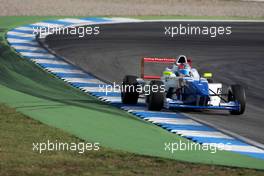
182,78,210,106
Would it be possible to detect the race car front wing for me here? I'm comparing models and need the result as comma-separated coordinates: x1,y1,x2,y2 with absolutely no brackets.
164,99,240,111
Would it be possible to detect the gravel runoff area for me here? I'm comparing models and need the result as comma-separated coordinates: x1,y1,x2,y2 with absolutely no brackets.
0,0,263,18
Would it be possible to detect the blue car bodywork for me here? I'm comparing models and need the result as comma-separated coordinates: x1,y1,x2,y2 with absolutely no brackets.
164,77,240,111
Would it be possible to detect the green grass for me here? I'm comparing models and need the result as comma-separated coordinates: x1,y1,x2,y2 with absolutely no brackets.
0,16,264,175
1,103,264,176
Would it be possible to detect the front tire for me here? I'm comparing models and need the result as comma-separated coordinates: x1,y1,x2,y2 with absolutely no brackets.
121,75,139,104
207,78,214,83
147,80,164,111
228,84,246,115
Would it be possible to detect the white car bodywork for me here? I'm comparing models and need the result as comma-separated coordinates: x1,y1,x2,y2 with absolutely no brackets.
161,66,222,106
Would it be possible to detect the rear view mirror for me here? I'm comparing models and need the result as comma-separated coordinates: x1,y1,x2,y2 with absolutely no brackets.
203,72,213,78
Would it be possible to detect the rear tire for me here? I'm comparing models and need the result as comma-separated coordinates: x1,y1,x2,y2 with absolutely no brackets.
147,80,164,111
228,84,246,115
207,78,213,83
121,75,139,104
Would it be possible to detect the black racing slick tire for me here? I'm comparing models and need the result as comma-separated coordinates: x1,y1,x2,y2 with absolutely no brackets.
207,78,214,83
147,80,165,111
228,84,246,115
121,75,139,104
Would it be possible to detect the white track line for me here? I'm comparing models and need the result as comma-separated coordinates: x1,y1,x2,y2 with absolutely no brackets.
20,52,55,58
31,59,69,65
146,117,202,126
12,45,46,51
174,130,234,139
7,31,35,38
58,18,93,24
81,87,104,92
203,143,264,153
105,17,142,22
46,68,85,74
100,96,121,102
63,77,105,84
31,22,64,28
121,105,147,110
15,27,34,31
129,110,178,115
7,38,37,44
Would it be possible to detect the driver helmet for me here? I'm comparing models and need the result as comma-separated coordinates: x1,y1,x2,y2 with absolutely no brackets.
176,55,187,64
172,55,187,72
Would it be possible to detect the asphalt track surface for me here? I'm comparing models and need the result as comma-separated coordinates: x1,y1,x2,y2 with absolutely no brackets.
45,22,264,145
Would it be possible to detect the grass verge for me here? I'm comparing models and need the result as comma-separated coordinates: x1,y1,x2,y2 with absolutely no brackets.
1,103,264,176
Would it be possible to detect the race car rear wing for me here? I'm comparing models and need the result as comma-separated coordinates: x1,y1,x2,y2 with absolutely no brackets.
141,57,193,79
141,57,176,79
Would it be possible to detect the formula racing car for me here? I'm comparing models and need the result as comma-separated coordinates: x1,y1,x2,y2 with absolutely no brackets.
121,55,246,115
